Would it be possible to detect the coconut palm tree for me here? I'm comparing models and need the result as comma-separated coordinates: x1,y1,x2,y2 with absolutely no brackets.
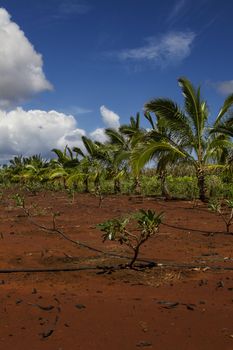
104,128,130,193
209,111,233,176
78,136,108,193
133,77,233,201
51,145,80,168
7,154,49,185
132,113,185,199
105,113,149,194
119,113,148,194
49,146,82,189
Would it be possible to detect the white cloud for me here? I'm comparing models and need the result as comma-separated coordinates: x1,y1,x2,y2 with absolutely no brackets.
100,105,120,129
0,105,121,161
0,8,120,161
57,128,86,150
89,128,108,143
0,108,85,159
214,80,233,95
118,31,195,67
63,106,92,115
0,8,52,108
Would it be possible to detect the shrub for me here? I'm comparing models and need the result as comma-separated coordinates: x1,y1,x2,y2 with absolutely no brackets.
97,209,163,268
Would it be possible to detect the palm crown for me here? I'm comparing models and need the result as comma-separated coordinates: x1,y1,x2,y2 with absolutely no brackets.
133,77,233,201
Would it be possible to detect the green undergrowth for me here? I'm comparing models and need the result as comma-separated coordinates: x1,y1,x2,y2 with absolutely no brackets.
0,173,232,200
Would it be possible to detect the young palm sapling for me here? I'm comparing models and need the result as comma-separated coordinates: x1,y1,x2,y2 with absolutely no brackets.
209,199,233,234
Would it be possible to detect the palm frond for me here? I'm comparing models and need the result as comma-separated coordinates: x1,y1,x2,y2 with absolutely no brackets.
82,136,97,156
65,145,74,160
130,116,136,128
214,93,233,126
49,169,68,180
131,140,186,175
66,172,84,187
115,150,131,165
105,128,126,147
178,77,208,141
210,124,233,137
73,147,85,158
145,97,194,145
135,112,140,129
144,112,155,129
52,148,67,162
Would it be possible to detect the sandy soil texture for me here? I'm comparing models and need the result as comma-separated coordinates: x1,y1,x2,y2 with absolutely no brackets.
0,191,233,350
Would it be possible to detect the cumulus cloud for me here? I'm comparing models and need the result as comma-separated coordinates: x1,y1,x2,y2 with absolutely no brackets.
0,105,122,161
118,31,195,68
100,105,120,129
57,128,86,150
0,108,85,159
0,8,122,161
0,8,52,108
214,80,233,95
89,128,109,143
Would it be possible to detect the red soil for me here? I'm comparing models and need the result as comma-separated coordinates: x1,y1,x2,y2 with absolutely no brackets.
0,191,233,350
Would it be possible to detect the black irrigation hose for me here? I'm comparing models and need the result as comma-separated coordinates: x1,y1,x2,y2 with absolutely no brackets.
161,222,223,235
9,207,233,275
1,261,233,274
0,266,97,274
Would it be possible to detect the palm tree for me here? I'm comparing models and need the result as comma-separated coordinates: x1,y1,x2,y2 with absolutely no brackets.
210,112,233,176
133,77,233,201
105,113,148,194
50,146,86,189
51,145,80,168
132,113,184,199
78,136,108,193
7,154,49,185
104,128,130,193
119,113,148,194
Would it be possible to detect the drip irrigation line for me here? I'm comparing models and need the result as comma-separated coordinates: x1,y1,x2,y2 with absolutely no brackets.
0,266,97,274
10,206,233,275
0,261,233,274
24,208,155,264
161,222,222,234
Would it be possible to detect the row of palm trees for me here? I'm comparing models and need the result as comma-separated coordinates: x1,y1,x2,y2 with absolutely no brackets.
2,77,233,201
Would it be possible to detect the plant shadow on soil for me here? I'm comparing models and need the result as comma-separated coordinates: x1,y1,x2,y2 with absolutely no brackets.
0,191,233,350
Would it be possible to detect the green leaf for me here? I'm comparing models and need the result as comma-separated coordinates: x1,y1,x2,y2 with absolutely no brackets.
215,93,233,126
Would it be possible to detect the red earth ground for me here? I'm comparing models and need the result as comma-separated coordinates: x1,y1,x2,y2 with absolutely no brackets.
0,190,233,350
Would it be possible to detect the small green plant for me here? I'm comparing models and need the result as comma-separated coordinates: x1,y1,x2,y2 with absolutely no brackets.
208,199,233,234
11,193,30,216
66,188,75,204
25,181,42,196
94,184,104,208
97,209,163,268
12,193,25,208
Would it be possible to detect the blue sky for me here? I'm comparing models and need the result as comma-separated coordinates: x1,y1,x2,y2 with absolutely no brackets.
0,0,232,159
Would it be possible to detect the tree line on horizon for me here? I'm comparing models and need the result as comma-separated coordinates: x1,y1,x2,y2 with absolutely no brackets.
2,77,233,202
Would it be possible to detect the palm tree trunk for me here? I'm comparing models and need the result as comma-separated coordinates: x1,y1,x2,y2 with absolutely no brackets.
84,177,89,192
196,167,207,202
133,175,141,195
159,170,171,200
114,179,121,194
94,176,100,193
63,178,67,189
